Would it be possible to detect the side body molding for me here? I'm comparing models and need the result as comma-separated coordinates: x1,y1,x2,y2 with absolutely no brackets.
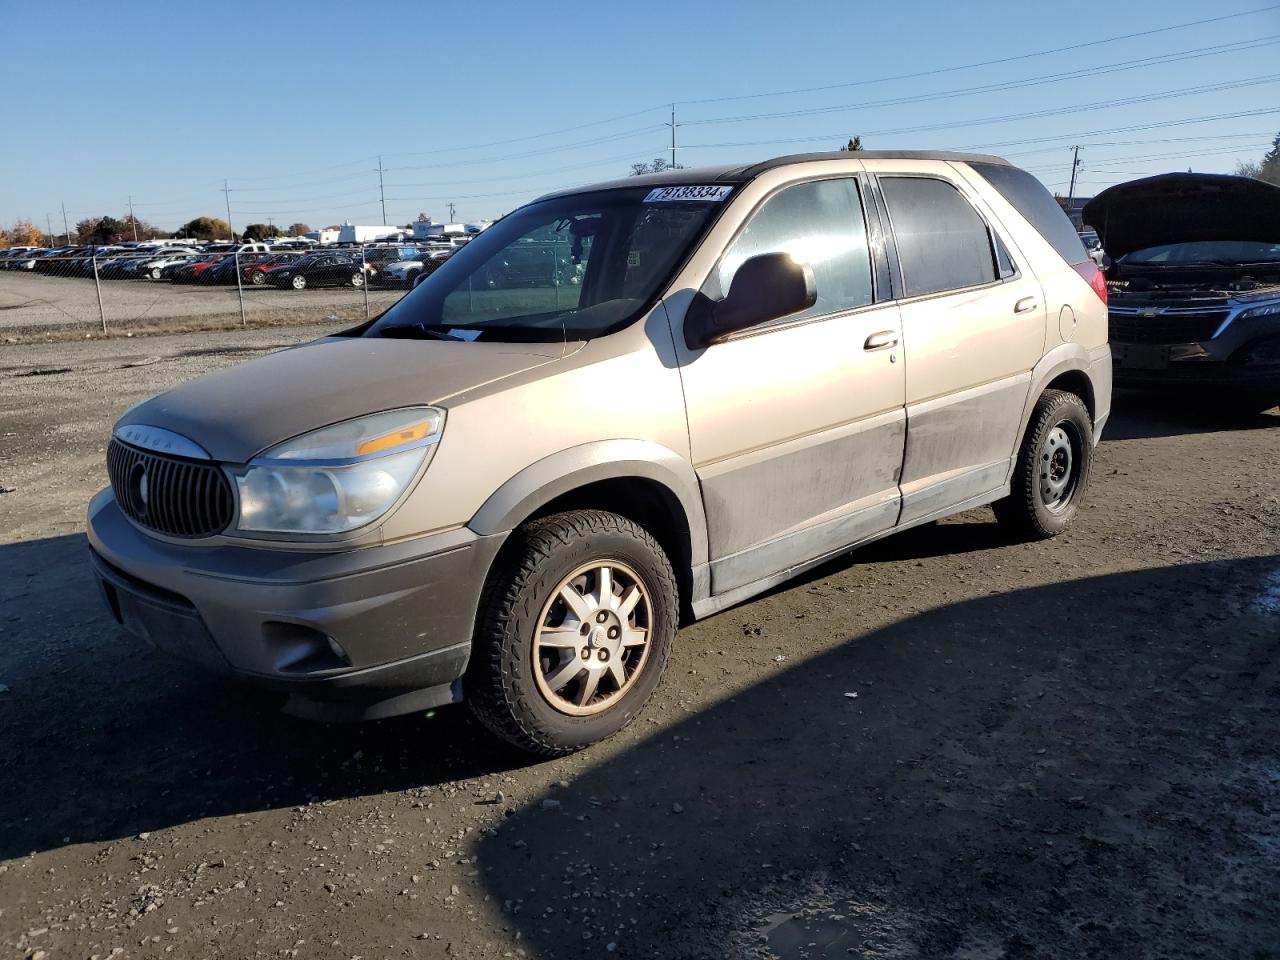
466,438,711,571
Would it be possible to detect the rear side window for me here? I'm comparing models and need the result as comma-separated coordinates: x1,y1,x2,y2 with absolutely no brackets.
970,161,1087,266
880,176,997,297
711,177,874,323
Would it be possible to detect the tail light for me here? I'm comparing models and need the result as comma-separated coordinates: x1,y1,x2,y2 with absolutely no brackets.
1072,261,1107,305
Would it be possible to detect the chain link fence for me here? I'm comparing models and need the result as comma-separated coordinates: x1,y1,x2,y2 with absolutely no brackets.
0,241,457,341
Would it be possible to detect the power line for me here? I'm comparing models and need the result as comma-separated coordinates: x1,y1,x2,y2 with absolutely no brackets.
955,107,1280,151
676,3,1280,107
999,131,1274,159
680,75,1280,149
682,35,1280,128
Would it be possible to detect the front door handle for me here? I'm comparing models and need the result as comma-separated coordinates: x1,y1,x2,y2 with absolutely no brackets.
864,330,899,351
1014,297,1038,314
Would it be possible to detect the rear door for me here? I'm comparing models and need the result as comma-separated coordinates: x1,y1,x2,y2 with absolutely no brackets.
863,161,1047,524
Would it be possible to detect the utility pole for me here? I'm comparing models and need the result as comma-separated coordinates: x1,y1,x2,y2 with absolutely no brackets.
223,179,235,241
61,203,70,245
126,195,138,241
448,201,456,223
46,214,54,246
377,156,387,226
1066,145,1082,206
670,103,677,169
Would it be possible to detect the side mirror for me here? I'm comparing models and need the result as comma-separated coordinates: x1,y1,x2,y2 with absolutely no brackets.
685,252,816,349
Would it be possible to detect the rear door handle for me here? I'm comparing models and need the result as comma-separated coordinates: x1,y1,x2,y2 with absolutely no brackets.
864,330,899,351
1014,297,1038,314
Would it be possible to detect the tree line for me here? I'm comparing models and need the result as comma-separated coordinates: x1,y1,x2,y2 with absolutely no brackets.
1233,131,1280,186
0,215,316,247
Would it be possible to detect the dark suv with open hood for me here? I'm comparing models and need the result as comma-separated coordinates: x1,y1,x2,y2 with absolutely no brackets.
1083,173,1280,411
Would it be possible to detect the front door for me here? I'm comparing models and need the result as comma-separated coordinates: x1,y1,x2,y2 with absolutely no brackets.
674,175,907,596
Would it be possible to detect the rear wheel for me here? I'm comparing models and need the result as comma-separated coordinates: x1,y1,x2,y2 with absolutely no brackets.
150,267,162,280
291,274,307,290
467,510,678,756
350,273,364,287
994,389,1093,540
251,272,266,285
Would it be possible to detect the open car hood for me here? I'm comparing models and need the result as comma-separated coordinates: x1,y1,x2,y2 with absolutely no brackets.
1082,173,1280,260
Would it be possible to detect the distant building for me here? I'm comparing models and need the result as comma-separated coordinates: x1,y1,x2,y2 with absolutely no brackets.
411,221,492,241
335,222,408,244
1056,196,1094,231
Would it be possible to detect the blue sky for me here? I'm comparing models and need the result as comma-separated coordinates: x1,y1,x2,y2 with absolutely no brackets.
2,0,1278,232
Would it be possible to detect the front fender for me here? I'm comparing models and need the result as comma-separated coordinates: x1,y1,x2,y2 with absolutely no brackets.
466,439,709,569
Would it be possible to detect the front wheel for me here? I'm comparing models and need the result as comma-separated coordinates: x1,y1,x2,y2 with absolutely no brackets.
251,272,266,285
150,267,162,280
467,510,678,756
993,389,1094,540
291,274,307,290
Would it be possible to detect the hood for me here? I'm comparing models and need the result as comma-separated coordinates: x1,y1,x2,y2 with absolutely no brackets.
116,336,568,461
1082,173,1280,260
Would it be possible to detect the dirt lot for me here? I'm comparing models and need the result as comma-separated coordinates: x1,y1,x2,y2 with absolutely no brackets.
0,272,406,341
0,328,1277,960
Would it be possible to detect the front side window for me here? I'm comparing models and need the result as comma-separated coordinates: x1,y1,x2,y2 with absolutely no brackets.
708,177,874,324
880,176,998,298
364,187,723,342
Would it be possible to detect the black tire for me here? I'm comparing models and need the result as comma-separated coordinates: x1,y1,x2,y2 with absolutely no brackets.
467,510,678,756
993,389,1094,540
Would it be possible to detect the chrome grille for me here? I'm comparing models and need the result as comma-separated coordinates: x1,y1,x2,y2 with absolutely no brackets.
107,439,234,538
1108,310,1227,344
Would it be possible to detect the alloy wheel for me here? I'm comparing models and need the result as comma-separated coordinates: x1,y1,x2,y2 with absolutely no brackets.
532,560,652,717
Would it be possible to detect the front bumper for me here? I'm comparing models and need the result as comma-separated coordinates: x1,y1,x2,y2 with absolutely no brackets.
87,490,505,720
1112,343,1280,392
1110,312,1280,394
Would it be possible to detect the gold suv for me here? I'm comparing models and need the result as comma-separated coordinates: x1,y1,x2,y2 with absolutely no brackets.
89,151,1112,754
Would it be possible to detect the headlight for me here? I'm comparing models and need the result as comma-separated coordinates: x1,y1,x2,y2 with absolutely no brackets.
1237,301,1280,321
232,407,443,535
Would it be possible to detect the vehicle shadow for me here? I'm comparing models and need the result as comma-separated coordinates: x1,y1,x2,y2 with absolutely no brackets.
475,555,1280,959
3,538,1277,958
0,534,530,860
1105,388,1279,440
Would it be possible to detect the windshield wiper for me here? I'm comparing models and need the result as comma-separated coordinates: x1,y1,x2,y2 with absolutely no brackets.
375,322,462,341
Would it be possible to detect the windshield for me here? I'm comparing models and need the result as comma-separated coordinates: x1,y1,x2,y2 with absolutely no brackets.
362,186,725,342
1122,240,1280,265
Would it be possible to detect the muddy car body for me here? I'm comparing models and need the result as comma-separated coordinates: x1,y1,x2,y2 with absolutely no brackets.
89,151,1112,754
1083,173,1280,409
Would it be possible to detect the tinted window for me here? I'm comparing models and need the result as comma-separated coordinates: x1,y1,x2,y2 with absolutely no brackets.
880,176,996,297
970,162,1087,266
711,178,873,323
994,233,1017,279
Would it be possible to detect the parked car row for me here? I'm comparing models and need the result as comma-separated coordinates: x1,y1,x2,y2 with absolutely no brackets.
0,241,458,289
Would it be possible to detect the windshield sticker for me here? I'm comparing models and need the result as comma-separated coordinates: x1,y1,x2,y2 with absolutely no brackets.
644,185,734,203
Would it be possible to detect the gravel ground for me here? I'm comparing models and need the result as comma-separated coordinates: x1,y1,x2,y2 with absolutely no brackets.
0,328,1277,960
0,272,406,340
